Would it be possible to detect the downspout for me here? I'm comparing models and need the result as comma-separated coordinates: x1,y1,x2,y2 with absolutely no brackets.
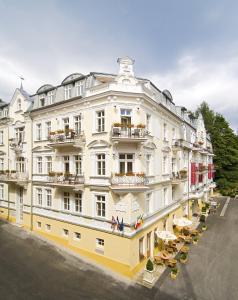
7,119,10,220
30,114,33,231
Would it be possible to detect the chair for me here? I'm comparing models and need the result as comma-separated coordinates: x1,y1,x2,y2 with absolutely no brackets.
112,127,121,137
132,128,140,138
154,256,164,266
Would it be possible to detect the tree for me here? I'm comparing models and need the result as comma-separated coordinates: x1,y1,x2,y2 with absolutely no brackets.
197,102,238,196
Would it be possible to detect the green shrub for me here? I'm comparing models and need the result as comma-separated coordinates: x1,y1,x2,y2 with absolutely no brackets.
146,259,154,271
201,207,207,213
200,215,206,223
171,267,178,274
180,253,188,260
193,236,198,242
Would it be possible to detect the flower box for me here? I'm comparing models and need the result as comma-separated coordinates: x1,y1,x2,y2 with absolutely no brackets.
137,124,146,129
136,172,145,177
56,130,64,134
113,123,122,127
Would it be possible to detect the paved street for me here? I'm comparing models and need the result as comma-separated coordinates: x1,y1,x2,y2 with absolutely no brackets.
0,197,237,300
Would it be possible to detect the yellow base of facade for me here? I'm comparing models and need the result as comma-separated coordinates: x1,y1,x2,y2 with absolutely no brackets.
0,200,202,279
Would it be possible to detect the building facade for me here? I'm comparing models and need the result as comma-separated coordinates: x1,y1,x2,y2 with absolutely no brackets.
0,57,215,277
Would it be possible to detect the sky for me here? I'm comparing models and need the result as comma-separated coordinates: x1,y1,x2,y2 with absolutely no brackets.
0,0,238,129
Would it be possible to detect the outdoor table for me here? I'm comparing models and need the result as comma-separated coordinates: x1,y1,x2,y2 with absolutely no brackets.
166,247,174,254
160,251,171,261
190,229,198,236
178,235,187,241
181,246,189,253
167,258,177,267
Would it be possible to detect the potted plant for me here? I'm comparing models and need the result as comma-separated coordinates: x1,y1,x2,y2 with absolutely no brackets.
113,122,122,127
170,267,179,279
127,124,134,128
48,171,56,177
180,252,188,264
126,172,135,176
56,129,64,134
193,236,198,245
136,172,145,177
137,124,146,129
143,259,155,284
200,214,207,231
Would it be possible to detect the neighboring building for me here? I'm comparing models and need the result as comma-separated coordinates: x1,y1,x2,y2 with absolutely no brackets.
0,57,215,278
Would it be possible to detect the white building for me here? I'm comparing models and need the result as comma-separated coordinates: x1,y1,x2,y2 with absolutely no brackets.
0,57,215,278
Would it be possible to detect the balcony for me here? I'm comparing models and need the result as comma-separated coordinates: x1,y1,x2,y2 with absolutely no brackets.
110,173,149,192
111,124,149,143
171,170,188,185
47,172,85,188
9,138,23,154
0,171,29,186
48,130,85,149
172,139,192,151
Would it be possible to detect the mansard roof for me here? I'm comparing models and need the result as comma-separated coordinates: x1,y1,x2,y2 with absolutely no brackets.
36,84,54,94
61,73,84,85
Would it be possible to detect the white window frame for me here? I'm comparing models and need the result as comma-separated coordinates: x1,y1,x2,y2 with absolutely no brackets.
163,123,168,141
62,228,69,237
96,238,104,249
0,184,4,200
118,153,134,174
0,131,3,145
36,188,43,206
64,85,72,100
46,156,52,173
75,155,82,175
75,81,84,97
45,224,51,231
74,232,81,240
36,123,42,141
37,221,41,229
46,189,52,207
96,153,106,176
37,157,43,174
47,91,54,104
63,192,70,211
74,115,82,135
95,194,106,218
96,110,105,132
74,192,82,213
145,192,152,215
162,155,168,174
15,127,25,143
146,154,151,175
45,121,51,139
16,157,25,173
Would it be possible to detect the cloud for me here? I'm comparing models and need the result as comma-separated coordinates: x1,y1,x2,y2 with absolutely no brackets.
147,53,238,130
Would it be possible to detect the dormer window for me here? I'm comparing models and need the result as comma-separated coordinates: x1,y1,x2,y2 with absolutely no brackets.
17,99,22,111
75,81,84,97
64,85,72,100
40,97,45,107
47,91,54,104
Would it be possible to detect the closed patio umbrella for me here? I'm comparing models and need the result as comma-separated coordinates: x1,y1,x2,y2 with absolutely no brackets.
156,230,177,241
173,217,192,228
